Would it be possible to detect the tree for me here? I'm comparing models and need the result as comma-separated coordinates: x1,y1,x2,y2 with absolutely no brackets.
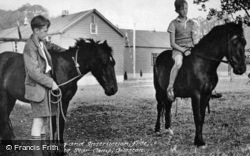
194,0,250,25
0,4,49,29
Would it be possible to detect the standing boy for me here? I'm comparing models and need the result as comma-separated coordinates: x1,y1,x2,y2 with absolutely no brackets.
23,15,58,155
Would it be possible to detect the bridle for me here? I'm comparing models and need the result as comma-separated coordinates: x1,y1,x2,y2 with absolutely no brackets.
190,35,240,65
58,47,83,87
191,51,230,64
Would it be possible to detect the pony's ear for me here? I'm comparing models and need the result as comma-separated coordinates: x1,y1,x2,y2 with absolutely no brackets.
103,40,108,46
236,19,243,28
86,38,95,44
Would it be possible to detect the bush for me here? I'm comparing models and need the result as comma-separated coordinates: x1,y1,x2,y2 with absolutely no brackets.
246,57,250,64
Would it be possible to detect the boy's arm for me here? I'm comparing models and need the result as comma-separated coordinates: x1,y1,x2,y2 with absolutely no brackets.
168,20,187,53
44,41,66,53
169,32,187,53
23,44,54,89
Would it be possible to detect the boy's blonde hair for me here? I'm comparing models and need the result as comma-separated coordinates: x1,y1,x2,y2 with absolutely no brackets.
174,0,188,11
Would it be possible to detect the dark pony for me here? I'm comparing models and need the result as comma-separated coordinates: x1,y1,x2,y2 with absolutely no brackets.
154,22,246,146
0,38,118,144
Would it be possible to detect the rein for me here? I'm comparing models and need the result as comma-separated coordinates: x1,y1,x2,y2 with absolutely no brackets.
192,52,229,64
48,47,82,141
58,48,83,87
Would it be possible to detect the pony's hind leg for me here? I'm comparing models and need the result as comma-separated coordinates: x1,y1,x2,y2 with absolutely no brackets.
7,95,17,139
0,90,14,144
7,95,16,117
155,90,164,134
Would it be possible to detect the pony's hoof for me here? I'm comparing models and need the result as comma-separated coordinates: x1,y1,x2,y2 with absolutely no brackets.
194,138,206,147
195,144,207,150
155,131,161,136
155,128,174,136
201,144,207,149
163,128,174,136
162,128,174,136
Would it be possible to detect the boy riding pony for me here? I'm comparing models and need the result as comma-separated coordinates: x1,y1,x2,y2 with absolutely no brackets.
167,0,199,102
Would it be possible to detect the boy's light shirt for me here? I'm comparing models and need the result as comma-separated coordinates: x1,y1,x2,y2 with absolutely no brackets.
176,17,191,29
40,42,52,73
176,17,201,45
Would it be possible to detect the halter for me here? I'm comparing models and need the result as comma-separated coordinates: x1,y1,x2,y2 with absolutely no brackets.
58,47,83,87
191,35,239,64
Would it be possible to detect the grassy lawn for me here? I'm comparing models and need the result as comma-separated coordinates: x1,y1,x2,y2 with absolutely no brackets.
7,76,250,155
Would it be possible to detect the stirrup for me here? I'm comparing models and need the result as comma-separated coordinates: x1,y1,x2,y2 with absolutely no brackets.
167,87,175,102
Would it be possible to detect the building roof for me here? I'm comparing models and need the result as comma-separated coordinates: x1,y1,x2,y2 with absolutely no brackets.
49,10,90,35
0,25,31,41
0,9,124,41
49,9,124,36
121,29,170,48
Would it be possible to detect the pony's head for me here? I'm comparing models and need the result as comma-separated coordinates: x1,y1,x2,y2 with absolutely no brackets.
76,39,118,96
225,22,246,75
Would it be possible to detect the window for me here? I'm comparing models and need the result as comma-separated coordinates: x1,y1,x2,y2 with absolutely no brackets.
90,15,98,34
90,23,98,34
152,53,159,66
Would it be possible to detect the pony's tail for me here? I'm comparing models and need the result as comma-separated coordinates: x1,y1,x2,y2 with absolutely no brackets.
153,65,159,91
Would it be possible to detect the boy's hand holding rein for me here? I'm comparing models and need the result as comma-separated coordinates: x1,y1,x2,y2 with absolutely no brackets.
52,81,59,90
183,48,191,56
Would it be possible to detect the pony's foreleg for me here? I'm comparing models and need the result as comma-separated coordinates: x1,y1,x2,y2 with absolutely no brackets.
59,116,65,143
50,115,65,152
51,115,57,140
191,94,206,147
56,99,70,155
200,95,210,142
6,96,16,139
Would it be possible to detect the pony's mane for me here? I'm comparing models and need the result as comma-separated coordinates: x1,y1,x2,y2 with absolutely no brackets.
194,22,243,50
69,38,113,55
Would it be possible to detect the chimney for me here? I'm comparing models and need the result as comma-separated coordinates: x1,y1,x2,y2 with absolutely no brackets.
62,10,69,17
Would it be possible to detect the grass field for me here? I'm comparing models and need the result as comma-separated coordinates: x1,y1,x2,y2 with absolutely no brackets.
8,76,250,155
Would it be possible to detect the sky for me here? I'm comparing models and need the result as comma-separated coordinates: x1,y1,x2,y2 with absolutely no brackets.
0,0,221,31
